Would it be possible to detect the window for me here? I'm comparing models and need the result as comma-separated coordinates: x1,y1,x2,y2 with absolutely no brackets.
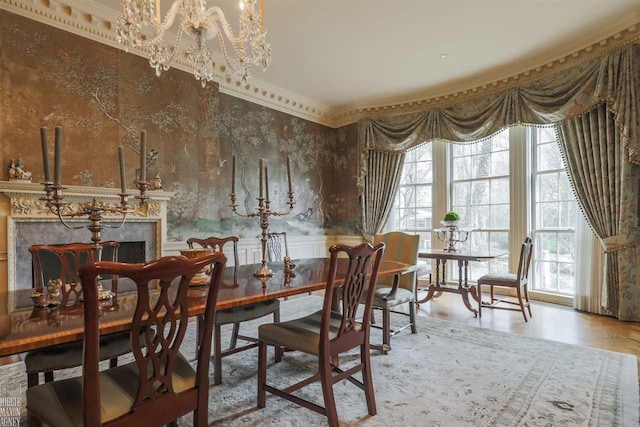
531,128,577,295
388,143,433,251
450,130,510,281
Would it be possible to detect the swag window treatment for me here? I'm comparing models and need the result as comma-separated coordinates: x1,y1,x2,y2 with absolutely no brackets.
358,44,640,320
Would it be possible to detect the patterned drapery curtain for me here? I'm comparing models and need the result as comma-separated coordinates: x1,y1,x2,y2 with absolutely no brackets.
357,44,640,320
557,105,640,320
361,150,405,240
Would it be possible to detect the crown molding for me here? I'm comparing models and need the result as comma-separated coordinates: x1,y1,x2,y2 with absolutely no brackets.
2,0,639,129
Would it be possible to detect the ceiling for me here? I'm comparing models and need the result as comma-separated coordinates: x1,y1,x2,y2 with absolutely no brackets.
99,0,640,111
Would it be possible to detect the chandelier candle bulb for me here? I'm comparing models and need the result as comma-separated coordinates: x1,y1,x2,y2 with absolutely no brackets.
54,126,62,187
140,131,146,182
40,127,50,182
118,146,127,194
286,156,292,194
231,155,236,194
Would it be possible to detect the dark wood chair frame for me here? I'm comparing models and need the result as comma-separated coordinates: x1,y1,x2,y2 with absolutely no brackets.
258,242,385,427
26,253,226,427
478,237,534,322
26,241,120,387
187,236,281,385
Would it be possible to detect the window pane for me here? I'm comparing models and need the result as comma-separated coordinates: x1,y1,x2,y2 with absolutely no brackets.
538,173,559,202
491,151,509,176
453,157,471,180
416,161,433,182
490,178,509,204
473,154,491,178
471,181,490,205
538,142,562,171
453,182,471,207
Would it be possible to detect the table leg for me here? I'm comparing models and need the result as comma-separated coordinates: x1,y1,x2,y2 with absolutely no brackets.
417,259,441,304
460,260,478,317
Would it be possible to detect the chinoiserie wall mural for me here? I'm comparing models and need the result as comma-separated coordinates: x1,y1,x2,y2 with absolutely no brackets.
0,10,360,241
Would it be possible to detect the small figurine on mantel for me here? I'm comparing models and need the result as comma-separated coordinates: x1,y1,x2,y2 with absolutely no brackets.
151,173,163,190
8,158,33,182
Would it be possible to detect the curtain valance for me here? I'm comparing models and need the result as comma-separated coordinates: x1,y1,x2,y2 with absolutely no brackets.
358,43,639,166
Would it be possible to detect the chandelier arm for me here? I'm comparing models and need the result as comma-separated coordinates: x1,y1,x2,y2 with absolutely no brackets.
205,7,249,45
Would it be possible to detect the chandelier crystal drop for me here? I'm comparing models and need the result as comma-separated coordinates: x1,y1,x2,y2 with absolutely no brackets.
116,0,272,85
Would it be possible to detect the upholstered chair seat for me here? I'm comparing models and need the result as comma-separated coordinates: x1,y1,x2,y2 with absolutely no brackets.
26,353,196,427
477,273,518,287
215,299,280,325
259,310,361,356
24,331,132,376
361,286,415,309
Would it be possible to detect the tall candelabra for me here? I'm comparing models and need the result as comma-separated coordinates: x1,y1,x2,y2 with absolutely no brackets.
229,156,294,278
39,127,150,295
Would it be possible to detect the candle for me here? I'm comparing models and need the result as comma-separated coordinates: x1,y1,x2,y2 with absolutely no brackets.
140,131,147,182
259,158,263,199
286,156,292,193
118,146,127,194
231,155,236,194
54,127,62,187
40,127,50,182
265,166,269,201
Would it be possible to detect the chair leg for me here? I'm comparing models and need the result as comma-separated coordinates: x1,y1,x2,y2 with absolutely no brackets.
382,308,391,350
490,285,494,302
516,286,527,322
44,371,53,383
477,283,482,318
370,309,376,325
409,302,417,334
319,355,339,427
229,322,240,350
524,284,532,317
257,340,267,409
361,344,377,416
214,324,223,385
109,357,118,368
273,310,283,362
27,373,39,388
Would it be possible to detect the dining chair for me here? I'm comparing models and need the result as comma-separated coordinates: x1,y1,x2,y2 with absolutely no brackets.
266,231,288,261
26,253,226,427
366,232,420,352
257,242,385,427
477,236,533,322
187,236,281,385
25,241,129,387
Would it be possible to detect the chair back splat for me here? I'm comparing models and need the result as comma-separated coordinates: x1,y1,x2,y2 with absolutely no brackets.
79,253,226,427
266,232,288,262
187,236,239,266
517,236,534,284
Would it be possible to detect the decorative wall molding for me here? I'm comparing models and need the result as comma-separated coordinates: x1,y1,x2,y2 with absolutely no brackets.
1,0,638,129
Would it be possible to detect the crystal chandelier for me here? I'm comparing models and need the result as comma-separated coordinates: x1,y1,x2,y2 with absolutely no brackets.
116,0,271,85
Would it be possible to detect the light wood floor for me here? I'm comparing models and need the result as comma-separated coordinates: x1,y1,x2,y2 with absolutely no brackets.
411,290,640,368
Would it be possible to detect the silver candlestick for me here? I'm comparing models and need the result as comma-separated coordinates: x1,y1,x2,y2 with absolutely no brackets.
229,156,294,278
435,222,471,252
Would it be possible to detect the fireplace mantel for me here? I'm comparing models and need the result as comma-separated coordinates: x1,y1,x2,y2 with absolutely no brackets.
0,181,174,292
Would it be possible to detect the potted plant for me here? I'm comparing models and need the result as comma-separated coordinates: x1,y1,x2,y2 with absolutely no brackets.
441,211,460,227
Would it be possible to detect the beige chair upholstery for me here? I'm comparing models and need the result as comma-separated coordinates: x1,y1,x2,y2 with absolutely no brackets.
477,237,533,322
187,236,281,385
365,232,420,352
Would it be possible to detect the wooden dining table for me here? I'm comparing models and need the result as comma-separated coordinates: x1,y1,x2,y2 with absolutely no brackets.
0,257,410,358
418,249,508,316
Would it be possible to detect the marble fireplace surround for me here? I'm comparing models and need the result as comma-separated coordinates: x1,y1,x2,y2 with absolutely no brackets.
0,181,173,292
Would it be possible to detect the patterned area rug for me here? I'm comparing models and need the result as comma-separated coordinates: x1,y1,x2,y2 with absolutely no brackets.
1,296,638,426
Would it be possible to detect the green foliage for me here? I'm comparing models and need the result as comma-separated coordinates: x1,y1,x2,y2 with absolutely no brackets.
444,211,460,222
